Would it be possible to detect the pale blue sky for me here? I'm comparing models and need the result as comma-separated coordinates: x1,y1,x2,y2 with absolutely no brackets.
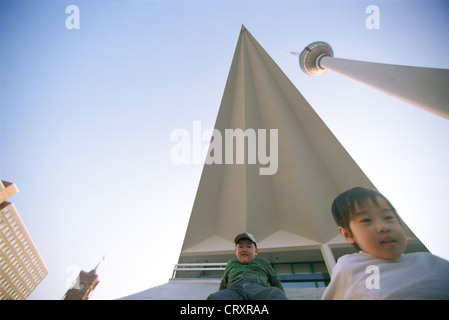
1,0,448,299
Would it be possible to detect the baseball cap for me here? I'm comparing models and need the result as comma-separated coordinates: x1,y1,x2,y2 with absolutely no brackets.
234,232,257,247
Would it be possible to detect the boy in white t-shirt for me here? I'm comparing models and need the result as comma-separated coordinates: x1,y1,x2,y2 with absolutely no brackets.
322,187,449,300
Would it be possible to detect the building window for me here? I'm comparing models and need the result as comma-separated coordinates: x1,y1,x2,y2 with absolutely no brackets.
273,262,330,289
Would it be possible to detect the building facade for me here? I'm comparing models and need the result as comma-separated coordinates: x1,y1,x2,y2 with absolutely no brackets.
0,180,48,300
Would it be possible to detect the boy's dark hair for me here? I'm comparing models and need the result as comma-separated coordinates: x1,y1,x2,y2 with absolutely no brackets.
331,187,399,251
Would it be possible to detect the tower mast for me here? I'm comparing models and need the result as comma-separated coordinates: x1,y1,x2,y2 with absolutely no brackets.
299,41,449,120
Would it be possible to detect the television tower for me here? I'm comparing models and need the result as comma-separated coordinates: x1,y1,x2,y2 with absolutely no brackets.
299,41,449,120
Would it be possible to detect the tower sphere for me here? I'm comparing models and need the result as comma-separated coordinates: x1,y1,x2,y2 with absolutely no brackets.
299,41,333,76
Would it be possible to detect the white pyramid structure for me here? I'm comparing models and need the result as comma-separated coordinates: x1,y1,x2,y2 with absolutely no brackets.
120,26,427,300
177,26,426,268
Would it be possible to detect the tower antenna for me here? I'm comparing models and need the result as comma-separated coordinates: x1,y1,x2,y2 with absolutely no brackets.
94,255,105,272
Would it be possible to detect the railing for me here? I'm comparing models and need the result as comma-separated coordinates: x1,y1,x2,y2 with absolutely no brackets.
171,263,227,279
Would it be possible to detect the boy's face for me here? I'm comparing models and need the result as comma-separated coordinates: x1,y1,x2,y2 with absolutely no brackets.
338,196,407,260
235,239,258,264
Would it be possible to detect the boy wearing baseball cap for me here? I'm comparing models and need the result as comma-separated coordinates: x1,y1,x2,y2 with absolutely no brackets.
207,232,287,300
